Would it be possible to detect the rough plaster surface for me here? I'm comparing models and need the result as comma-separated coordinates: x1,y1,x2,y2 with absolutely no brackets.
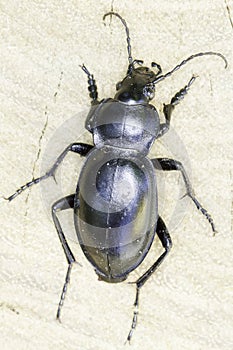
0,1,232,349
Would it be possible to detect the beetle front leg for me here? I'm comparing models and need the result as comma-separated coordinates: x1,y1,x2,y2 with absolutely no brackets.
5,143,93,201
127,216,172,343
158,76,196,137
152,157,216,234
51,193,77,321
80,64,99,104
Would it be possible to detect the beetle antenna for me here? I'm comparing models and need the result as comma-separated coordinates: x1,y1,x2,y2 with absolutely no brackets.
153,51,228,83
103,12,133,65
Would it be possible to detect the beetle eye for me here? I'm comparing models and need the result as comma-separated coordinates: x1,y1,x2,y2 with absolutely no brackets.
116,81,122,90
143,84,155,100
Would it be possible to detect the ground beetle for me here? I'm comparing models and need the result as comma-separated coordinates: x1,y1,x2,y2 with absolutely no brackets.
4,12,227,342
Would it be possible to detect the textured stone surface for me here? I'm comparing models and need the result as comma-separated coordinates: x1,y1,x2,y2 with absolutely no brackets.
0,1,232,349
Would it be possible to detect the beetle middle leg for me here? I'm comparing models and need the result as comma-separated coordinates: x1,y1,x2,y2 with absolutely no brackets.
152,157,216,233
127,216,172,343
51,193,77,320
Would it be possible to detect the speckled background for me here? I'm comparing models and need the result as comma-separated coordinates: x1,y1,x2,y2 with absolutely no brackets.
0,1,232,349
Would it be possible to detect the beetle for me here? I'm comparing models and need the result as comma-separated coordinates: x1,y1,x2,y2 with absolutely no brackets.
4,12,227,342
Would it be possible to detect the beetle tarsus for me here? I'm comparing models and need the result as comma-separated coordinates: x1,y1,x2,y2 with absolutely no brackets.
6,174,48,202
80,64,98,103
171,75,197,105
158,76,197,137
189,195,217,234
56,262,74,321
126,287,140,343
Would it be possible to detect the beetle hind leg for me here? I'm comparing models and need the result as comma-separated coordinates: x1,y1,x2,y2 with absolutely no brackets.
51,194,77,321
126,216,172,343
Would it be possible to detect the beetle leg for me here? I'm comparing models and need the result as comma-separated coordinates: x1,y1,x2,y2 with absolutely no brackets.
127,216,172,343
51,194,77,321
152,157,216,234
5,143,93,201
80,64,99,104
158,76,196,137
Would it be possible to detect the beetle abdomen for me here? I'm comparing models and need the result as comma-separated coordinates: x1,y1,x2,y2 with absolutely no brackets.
74,146,157,282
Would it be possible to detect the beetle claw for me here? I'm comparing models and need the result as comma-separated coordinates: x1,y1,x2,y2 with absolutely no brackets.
181,193,217,234
75,260,82,268
127,280,137,285
56,315,62,323
51,173,57,184
0,196,7,204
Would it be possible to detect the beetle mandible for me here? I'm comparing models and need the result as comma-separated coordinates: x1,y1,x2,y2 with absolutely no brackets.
4,12,227,342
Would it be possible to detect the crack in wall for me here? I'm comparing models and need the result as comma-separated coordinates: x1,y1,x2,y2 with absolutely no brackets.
225,0,233,30
230,170,233,234
54,71,63,102
24,71,64,216
111,0,115,11
0,302,20,315
24,107,49,216
31,107,49,178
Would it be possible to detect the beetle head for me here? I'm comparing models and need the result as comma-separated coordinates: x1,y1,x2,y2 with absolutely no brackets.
104,12,228,105
114,61,161,104
103,13,162,104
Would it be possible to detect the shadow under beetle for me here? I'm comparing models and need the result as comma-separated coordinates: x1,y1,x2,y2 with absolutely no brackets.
5,12,227,342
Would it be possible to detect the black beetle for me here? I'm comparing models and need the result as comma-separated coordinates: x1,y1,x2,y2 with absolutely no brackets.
5,12,227,342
